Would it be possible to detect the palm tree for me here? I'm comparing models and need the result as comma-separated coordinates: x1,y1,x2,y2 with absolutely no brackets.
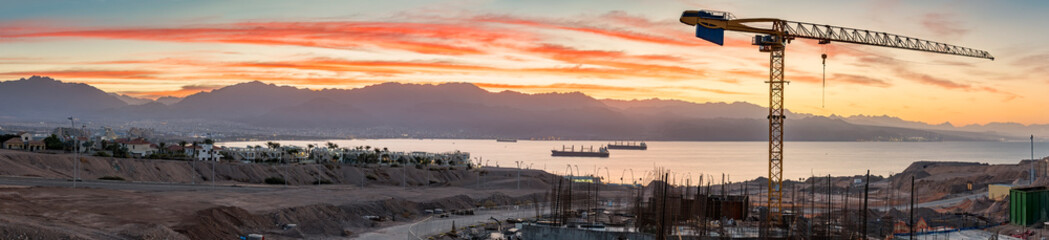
158,142,167,154
178,141,188,158
326,142,338,149
307,144,315,160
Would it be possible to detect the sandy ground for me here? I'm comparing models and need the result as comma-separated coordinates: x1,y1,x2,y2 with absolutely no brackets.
0,150,562,239
0,149,1041,239
0,176,548,239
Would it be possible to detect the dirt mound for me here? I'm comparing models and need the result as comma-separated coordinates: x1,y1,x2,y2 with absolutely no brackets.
117,224,189,240
0,221,76,240
901,161,986,173
173,206,272,240
0,150,557,189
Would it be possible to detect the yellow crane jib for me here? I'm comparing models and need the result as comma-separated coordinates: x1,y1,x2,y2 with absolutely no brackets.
680,10,994,60
678,9,994,226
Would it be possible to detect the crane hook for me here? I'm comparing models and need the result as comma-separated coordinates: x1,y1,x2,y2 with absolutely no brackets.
821,53,827,108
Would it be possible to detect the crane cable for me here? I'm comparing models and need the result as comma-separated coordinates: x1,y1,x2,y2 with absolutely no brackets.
821,45,828,109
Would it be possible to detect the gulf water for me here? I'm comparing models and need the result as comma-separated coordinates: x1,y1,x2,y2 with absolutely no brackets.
220,139,1049,182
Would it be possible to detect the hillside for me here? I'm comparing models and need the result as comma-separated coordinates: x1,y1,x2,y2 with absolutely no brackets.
0,76,1026,141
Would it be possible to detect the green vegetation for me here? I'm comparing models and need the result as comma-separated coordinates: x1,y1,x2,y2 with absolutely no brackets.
98,176,125,181
93,151,111,157
264,177,286,185
101,141,130,158
43,134,64,150
0,134,17,143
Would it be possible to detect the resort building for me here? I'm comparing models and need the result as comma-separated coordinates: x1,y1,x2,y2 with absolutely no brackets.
114,138,157,157
3,138,23,150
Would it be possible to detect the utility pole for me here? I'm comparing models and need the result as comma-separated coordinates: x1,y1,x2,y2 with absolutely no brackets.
212,158,216,187
210,143,216,187
402,158,407,190
68,117,78,189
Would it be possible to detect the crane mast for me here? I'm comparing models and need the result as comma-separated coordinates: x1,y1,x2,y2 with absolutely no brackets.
679,10,993,226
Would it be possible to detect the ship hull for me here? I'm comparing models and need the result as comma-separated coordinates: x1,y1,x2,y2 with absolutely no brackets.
551,150,609,157
606,145,647,150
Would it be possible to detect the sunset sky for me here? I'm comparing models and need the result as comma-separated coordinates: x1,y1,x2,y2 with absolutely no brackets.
1,0,1046,125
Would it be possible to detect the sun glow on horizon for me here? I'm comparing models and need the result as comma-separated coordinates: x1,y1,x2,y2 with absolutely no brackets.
1,0,1046,126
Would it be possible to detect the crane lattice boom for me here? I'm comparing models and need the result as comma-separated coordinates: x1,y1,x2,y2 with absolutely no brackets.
680,10,994,60
782,21,993,60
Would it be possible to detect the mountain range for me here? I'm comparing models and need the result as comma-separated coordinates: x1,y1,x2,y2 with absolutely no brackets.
0,76,1040,141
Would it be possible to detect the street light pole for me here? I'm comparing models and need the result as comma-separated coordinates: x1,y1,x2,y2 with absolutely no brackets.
402,158,406,190
515,161,521,190
68,117,77,189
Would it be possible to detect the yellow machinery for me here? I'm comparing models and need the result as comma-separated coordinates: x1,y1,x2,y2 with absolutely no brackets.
679,10,994,223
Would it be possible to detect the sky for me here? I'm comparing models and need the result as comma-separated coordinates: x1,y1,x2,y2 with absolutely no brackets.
0,0,1046,126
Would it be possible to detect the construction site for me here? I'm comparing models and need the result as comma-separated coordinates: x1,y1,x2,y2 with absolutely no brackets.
516,9,1028,240
516,158,1049,240
2,3,1047,240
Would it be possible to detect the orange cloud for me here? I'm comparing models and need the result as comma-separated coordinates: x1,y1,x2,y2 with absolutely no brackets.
0,70,157,79
223,57,709,81
6,21,531,55
475,15,694,47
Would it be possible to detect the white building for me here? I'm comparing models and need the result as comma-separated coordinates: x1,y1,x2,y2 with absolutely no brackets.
188,144,222,161
114,138,157,157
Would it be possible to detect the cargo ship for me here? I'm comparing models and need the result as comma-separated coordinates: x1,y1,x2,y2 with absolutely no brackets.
496,139,517,143
551,145,609,157
607,141,647,150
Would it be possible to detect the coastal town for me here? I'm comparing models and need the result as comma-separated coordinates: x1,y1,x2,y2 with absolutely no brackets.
1,126,471,166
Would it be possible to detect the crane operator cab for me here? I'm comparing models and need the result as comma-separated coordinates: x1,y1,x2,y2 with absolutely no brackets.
680,10,734,46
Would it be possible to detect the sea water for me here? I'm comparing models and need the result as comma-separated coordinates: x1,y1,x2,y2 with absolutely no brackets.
220,139,1049,182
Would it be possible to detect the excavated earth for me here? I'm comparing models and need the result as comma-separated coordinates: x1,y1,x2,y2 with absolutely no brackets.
0,150,558,239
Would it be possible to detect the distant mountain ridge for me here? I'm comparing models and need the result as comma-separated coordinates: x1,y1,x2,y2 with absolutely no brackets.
835,114,1049,138
0,76,127,120
0,76,1034,141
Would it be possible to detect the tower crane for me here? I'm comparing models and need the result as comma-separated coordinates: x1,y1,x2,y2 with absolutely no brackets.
679,10,993,222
